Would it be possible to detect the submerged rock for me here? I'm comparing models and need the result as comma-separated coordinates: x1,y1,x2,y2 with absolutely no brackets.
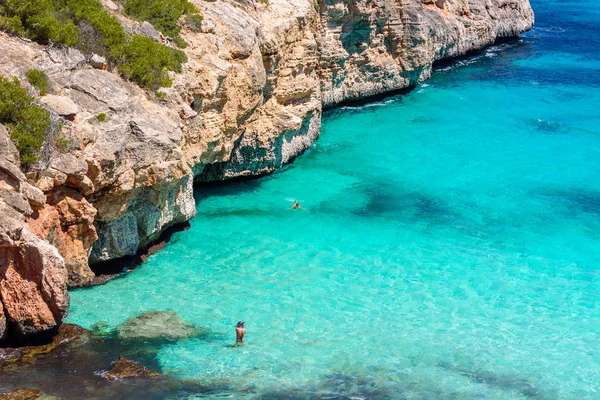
0,324,90,365
0,389,44,400
103,356,160,379
115,311,198,341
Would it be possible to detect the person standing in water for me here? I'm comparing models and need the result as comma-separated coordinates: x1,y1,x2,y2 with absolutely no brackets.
235,321,246,345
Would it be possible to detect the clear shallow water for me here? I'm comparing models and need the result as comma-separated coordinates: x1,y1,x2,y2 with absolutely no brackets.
67,1,600,398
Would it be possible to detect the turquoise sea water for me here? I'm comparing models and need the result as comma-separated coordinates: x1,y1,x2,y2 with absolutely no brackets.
67,1,600,398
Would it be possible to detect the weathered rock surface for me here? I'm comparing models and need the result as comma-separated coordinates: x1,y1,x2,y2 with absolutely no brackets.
0,0,533,343
103,356,160,379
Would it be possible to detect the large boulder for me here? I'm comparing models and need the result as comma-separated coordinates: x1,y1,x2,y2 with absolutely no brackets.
115,311,198,341
39,95,79,119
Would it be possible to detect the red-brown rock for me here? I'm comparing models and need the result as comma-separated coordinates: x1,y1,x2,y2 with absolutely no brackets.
28,190,98,288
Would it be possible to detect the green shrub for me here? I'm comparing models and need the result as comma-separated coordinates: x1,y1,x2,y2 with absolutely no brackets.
1,0,187,91
0,76,51,168
185,13,203,32
26,69,50,96
0,15,25,36
120,0,199,47
97,112,107,122
59,0,126,59
55,130,71,152
0,0,78,46
119,35,186,90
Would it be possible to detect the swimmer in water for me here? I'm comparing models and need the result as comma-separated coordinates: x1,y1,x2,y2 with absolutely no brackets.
289,200,306,210
235,321,246,345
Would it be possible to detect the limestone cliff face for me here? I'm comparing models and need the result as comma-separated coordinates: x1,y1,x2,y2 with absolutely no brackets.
317,0,534,106
0,0,533,343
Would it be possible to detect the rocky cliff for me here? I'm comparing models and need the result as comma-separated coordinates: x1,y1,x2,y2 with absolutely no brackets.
0,0,533,343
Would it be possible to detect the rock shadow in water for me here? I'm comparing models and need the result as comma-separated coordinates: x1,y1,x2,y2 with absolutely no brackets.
256,371,393,400
536,187,600,217
529,118,571,135
349,180,457,224
438,362,558,399
255,369,484,400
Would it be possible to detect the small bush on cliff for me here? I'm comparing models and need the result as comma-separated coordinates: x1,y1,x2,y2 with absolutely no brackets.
60,0,127,60
26,69,50,96
185,14,203,33
0,76,51,168
120,0,201,47
119,35,186,90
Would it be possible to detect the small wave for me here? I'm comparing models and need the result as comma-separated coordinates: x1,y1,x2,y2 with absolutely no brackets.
340,99,395,111
536,26,566,33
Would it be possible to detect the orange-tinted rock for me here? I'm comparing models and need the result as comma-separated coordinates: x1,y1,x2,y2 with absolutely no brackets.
0,388,44,400
0,182,68,343
103,356,160,379
0,265,56,337
28,190,97,288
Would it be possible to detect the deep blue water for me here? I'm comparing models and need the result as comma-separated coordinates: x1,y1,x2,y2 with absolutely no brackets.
67,1,600,398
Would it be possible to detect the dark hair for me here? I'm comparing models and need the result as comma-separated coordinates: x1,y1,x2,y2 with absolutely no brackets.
236,321,244,327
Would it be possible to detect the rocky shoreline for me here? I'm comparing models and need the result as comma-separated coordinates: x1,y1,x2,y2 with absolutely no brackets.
0,313,230,399
0,0,533,344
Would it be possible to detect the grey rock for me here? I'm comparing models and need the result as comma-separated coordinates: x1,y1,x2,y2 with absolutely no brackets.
90,53,107,70
0,124,19,165
39,95,78,118
0,158,25,180
0,303,5,341
70,69,130,110
90,213,140,263
141,21,161,42
180,104,198,120
50,154,87,179
0,188,32,216
20,182,46,209
0,197,25,245
104,0,119,11
115,311,198,341
43,47,86,72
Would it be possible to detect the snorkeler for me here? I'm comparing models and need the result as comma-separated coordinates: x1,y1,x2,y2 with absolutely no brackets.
235,321,246,345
